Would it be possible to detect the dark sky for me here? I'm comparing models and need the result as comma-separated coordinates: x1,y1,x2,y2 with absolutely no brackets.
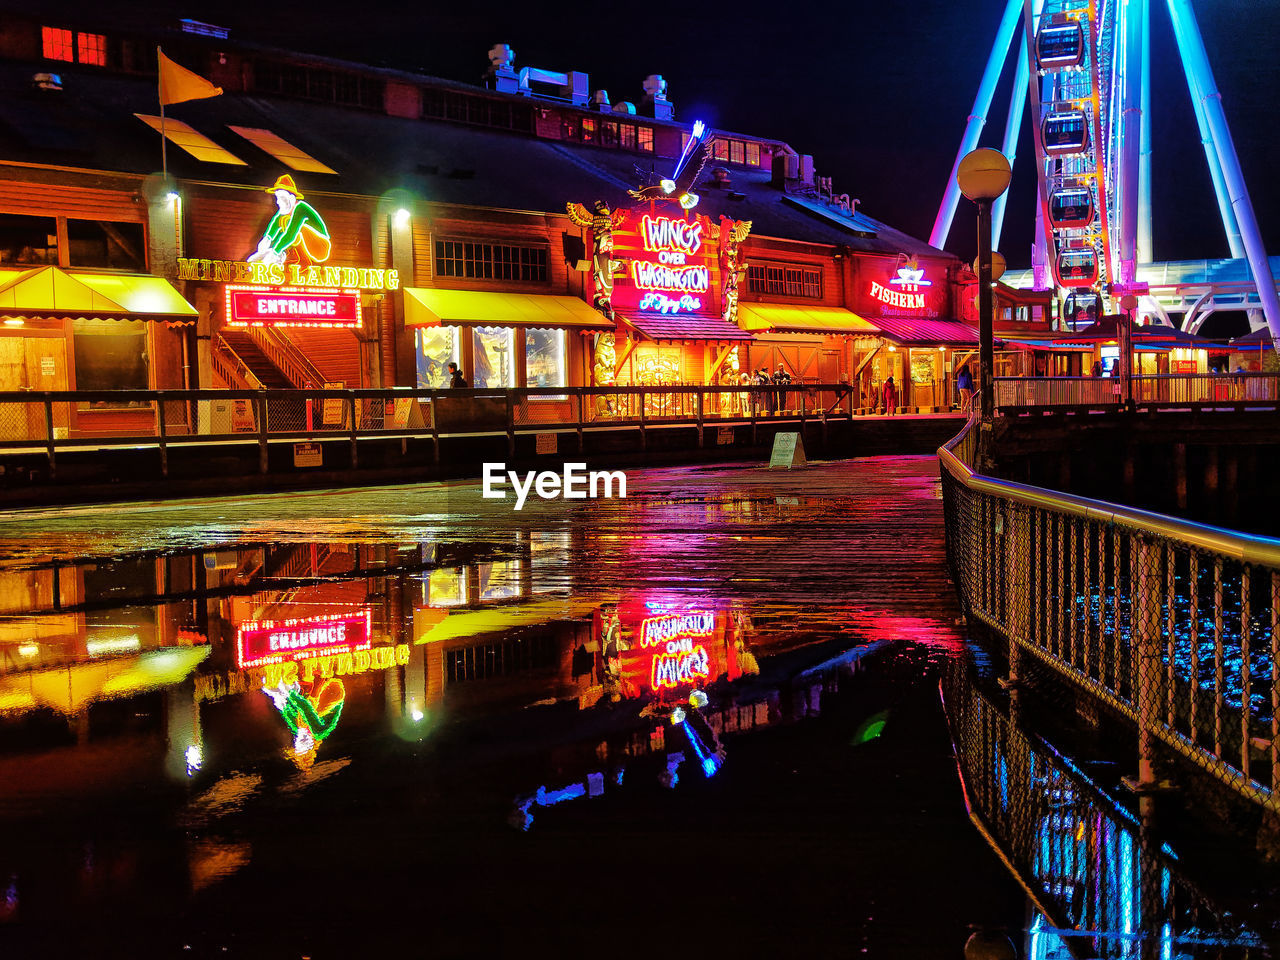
60,0,1280,268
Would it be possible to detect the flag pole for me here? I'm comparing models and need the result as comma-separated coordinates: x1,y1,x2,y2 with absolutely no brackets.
157,46,168,182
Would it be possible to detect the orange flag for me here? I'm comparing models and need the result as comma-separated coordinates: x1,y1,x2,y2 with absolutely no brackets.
158,49,222,106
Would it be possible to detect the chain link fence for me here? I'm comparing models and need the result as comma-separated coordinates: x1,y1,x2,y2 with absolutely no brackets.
942,655,1267,956
941,415,1280,815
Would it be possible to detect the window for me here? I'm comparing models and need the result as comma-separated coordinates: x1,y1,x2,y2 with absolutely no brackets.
480,560,522,601
619,124,637,150
471,326,516,388
746,142,761,167
42,27,73,62
729,140,745,165
0,214,58,266
134,115,246,165
415,326,461,388
748,263,823,299
434,240,548,282
638,126,654,152
72,318,148,392
601,122,619,147
75,32,106,66
526,328,567,389
227,126,338,174
713,138,729,161
254,60,383,110
445,632,555,684
427,567,467,606
581,117,596,143
67,220,146,270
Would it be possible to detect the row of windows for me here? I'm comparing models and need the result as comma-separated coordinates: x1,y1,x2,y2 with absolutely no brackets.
714,138,763,167
0,213,146,271
445,633,557,683
42,26,106,66
435,240,549,282
563,116,655,152
422,90,536,134
253,59,383,110
747,263,823,299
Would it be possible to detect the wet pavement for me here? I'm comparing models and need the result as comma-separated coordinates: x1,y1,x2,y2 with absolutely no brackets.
0,457,1269,957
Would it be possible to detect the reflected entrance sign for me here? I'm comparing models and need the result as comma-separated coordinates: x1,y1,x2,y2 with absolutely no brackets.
237,610,373,668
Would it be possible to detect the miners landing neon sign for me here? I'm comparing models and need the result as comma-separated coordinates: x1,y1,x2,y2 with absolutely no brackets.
237,610,372,669
870,260,933,311
631,215,709,315
640,611,714,690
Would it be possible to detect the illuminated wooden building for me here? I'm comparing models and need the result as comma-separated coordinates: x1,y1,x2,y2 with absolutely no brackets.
0,11,970,424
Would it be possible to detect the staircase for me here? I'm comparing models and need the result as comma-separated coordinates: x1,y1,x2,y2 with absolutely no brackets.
219,330,292,389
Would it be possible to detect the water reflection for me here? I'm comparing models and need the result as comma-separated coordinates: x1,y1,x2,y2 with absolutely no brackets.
942,651,1274,957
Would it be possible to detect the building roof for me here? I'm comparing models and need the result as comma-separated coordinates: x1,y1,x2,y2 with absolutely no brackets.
623,313,754,342
0,57,949,257
873,317,979,346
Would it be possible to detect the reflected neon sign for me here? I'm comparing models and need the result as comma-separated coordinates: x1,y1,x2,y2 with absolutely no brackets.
640,611,714,690
237,610,372,668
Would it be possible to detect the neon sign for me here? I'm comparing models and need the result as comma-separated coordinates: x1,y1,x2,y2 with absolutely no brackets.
641,215,703,256
639,610,715,690
630,262,710,293
180,259,399,290
237,610,372,668
638,292,702,314
869,259,933,311
226,285,362,328
618,215,712,316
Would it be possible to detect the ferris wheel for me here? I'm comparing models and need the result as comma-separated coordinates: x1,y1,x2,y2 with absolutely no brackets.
930,0,1280,340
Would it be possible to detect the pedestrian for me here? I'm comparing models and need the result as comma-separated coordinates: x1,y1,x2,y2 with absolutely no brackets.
882,376,898,416
756,368,774,415
774,364,790,412
738,370,751,414
956,363,974,413
1091,360,1103,377
448,361,467,388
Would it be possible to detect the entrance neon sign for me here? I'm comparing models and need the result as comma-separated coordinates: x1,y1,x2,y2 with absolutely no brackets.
237,610,372,668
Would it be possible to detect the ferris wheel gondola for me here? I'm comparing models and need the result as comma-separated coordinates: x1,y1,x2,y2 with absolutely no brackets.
1036,20,1086,70
1049,187,1095,229
1055,244,1098,287
1041,110,1091,155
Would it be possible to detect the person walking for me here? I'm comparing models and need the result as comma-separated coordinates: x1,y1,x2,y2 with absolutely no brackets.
882,376,898,416
956,363,974,413
448,362,468,388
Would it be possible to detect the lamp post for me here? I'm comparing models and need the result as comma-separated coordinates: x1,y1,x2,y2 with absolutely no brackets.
957,149,1012,428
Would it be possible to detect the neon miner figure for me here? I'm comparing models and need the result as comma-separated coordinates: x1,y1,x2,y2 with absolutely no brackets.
248,173,332,267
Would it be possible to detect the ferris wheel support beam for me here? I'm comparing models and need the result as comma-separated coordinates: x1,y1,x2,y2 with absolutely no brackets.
1166,0,1280,344
1117,0,1145,285
929,0,1024,249
992,40,1031,252
1137,0,1153,263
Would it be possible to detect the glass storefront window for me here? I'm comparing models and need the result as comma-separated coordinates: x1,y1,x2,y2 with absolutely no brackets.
471,326,516,388
416,326,460,388
72,318,147,396
67,220,146,270
525,328,566,389
428,567,467,607
479,560,522,600
0,213,58,266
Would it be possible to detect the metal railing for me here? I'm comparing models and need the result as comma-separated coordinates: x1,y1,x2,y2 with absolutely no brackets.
0,383,859,477
939,412,1280,813
994,372,1280,412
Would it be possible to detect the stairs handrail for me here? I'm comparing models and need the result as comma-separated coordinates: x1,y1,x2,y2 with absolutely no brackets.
249,326,331,389
214,335,265,390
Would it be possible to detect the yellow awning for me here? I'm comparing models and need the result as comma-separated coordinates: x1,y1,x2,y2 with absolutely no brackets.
403,288,612,330
0,646,210,715
737,303,881,335
414,598,599,646
0,265,197,321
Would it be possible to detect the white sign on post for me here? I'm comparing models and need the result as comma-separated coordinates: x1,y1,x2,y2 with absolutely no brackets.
535,432,558,454
768,431,806,469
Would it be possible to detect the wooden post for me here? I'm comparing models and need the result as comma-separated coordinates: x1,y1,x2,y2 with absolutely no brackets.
256,392,269,474
43,395,56,479
156,391,169,478
576,392,585,453
348,394,359,469
696,389,704,448
430,390,440,466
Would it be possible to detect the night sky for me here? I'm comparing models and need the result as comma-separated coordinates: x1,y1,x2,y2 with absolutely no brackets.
53,0,1280,268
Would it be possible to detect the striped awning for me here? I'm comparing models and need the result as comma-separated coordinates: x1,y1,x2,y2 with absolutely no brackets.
0,265,197,322
621,313,754,342
873,317,981,346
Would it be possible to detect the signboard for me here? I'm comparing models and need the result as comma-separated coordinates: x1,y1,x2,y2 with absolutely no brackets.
322,383,345,426
227,286,361,329
40,356,55,377
1111,281,1150,296
611,213,715,316
1173,360,1197,374
536,432,558,454
236,610,373,669
636,610,716,690
859,256,946,319
293,441,322,467
716,425,735,445
769,431,806,469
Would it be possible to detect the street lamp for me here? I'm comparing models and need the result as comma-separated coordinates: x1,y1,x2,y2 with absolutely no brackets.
957,148,1012,426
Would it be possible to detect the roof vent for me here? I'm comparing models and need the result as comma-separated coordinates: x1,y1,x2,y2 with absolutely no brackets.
32,72,62,91
642,74,673,121
710,167,731,187
612,101,636,115
592,90,611,111
487,43,518,94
